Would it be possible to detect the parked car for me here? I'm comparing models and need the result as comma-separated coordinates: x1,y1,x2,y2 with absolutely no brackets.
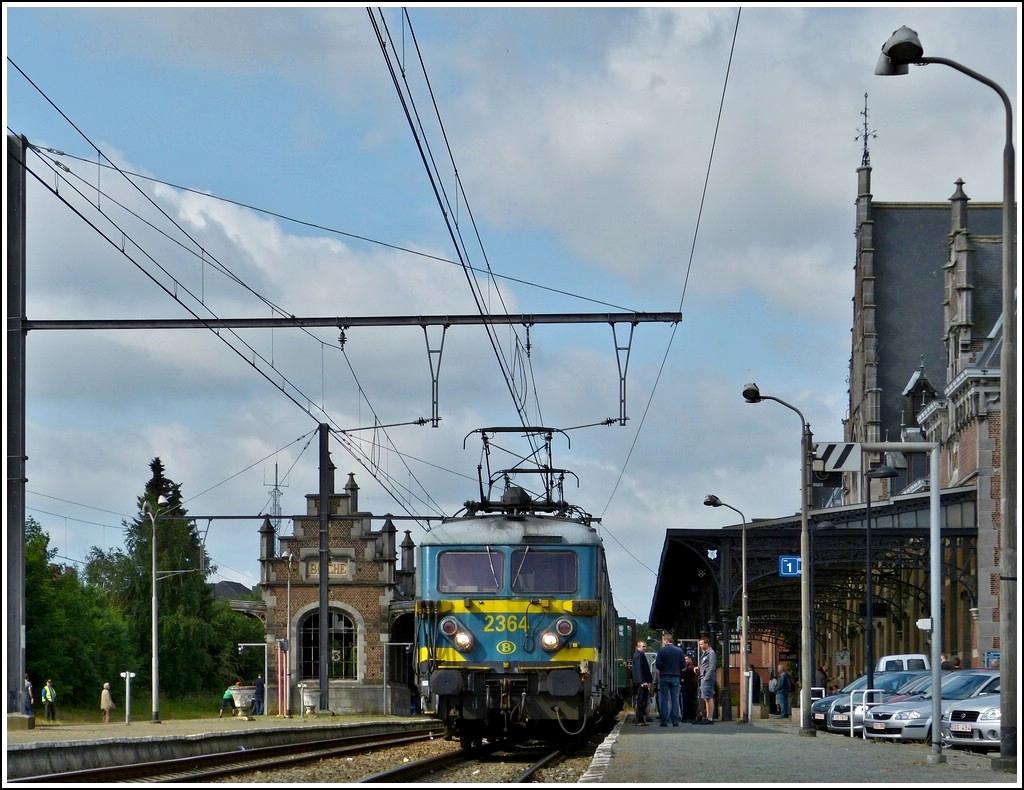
884,671,937,703
824,671,928,736
862,669,1000,743
875,653,929,672
941,693,1002,753
812,692,840,730
811,675,871,731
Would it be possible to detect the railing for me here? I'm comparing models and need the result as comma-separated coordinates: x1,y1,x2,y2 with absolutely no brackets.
848,688,886,739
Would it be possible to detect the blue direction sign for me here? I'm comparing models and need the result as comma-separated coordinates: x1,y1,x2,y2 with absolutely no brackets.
779,555,801,577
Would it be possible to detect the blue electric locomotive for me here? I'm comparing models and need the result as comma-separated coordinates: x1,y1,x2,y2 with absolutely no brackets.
415,428,624,748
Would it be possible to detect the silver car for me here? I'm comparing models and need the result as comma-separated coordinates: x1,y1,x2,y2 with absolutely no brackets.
941,694,1002,753
824,670,927,736
863,669,999,743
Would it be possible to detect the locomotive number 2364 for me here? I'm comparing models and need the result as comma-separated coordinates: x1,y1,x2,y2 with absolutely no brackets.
483,614,528,632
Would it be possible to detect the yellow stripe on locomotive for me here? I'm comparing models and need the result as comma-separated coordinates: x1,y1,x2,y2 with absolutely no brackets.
416,597,602,664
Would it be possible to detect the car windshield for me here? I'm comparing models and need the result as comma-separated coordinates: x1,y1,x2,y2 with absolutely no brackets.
925,673,995,700
896,674,933,695
841,675,869,692
876,672,920,691
838,672,914,695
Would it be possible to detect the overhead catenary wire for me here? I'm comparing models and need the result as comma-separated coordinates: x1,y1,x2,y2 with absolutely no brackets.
594,8,743,616
369,7,546,445
8,5,711,612
6,143,638,313
10,75,450,537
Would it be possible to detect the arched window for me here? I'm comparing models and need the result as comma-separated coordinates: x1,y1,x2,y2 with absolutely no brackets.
298,609,357,680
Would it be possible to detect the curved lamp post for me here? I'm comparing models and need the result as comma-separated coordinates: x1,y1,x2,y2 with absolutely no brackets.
285,552,294,717
704,494,748,722
142,494,168,724
876,25,1016,769
743,382,816,736
864,465,899,693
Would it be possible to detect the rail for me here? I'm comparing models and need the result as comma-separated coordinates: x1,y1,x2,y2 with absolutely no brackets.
10,724,444,783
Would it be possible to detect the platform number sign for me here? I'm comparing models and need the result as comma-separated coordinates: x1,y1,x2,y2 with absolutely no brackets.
779,555,801,577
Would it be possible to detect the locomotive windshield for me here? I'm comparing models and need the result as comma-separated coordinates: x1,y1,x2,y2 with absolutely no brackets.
438,549,503,593
510,549,577,594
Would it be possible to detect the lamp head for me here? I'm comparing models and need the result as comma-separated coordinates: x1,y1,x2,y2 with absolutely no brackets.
742,382,762,403
867,464,899,480
881,25,924,63
875,25,922,75
704,494,723,508
874,51,909,76
143,495,169,517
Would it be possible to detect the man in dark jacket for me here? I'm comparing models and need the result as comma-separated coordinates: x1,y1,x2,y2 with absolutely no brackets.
681,653,699,722
631,640,653,725
655,632,684,727
254,673,266,715
748,663,762,722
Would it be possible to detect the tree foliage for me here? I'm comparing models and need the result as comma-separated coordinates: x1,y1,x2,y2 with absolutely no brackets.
26,458,266,706
25,517,135,705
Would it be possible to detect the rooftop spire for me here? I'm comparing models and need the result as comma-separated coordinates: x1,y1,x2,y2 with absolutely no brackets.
856,93,878,167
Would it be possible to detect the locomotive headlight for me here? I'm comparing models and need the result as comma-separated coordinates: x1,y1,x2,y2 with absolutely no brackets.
439,616,474,652
540,617,575,652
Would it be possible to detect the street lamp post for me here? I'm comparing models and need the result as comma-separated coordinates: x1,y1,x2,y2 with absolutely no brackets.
141,495,168,724
285,553,294,717
704,494,749,722
875,25,1016,769
743,382,816,736
864,465,899,692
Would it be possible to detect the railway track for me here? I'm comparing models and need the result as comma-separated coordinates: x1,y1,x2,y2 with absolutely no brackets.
10,726,444,784
361,740,580,783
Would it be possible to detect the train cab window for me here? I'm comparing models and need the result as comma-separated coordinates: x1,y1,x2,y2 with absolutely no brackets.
438,550,503,593
510,549,577,594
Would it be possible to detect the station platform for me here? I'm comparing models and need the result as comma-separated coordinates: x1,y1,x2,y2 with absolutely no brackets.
585,713,1016,785
4,712,429,782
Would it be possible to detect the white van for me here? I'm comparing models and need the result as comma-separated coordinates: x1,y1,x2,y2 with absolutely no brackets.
876,653,930,672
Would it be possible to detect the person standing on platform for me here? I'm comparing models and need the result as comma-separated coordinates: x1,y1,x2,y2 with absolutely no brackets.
41,679,57,722
23,674,34,717
748,664,763,719
680,653,699,722
631,640,653,725
100,682,116,723
698,637,717,724
775,662,793,718
654,632,683,727
253,673,266,716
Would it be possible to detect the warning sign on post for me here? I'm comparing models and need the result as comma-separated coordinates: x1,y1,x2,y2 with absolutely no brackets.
815,442,861,472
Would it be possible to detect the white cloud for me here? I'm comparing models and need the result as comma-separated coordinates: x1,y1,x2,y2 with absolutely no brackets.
6,4,1018,622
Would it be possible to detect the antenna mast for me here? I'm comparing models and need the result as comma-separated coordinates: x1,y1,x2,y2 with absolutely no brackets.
264,462,287,531
856,92,878,167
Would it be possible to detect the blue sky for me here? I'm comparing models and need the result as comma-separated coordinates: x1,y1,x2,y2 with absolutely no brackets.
3,4,1020,625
